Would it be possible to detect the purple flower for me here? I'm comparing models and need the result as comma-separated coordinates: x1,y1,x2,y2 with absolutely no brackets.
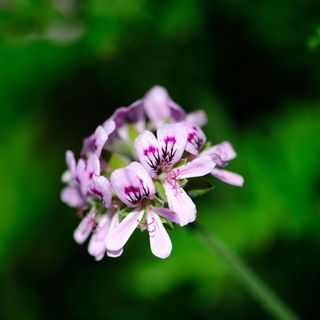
82,120,116,158
203,141,244,187
61,151,112,208
135,123,215,226
106,100,145,143
105,162,178,259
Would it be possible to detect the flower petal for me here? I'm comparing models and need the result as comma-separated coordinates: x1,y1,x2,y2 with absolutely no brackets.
211,168,244,187
107,249,124,258
127,162,156,197
73,212,96,244
66,150,76,177
105,210,144,251
111,162,155,207
147,211,172,259
175,156,214,179
168,100,186,122
90,175,112,207
204,141,237,161
152,207,180,225
184,123,206,155
143,85,171,129
157,123,188,167
88,214,110,258
164,181,196,226
87,154,100,177
134,130,162,177
186,110,207,127
61,187,84,208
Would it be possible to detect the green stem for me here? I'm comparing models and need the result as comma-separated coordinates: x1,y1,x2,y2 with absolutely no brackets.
195,224,300,320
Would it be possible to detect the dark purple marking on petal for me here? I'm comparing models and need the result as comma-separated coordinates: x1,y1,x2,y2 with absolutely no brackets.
143,145,161,172
162,136,177,164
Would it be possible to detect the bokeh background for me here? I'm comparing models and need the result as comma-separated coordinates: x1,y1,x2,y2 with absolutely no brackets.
1,1,320,319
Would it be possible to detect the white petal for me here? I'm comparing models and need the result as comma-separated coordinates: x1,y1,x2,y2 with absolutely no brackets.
211,168,244,187
73,212,96,244
107,249,124,258
88,214,110,258
164,181,196,226
175,156,214,179
147,211,172,259
134,130,162,177
157,123,188,167
105,210,144,251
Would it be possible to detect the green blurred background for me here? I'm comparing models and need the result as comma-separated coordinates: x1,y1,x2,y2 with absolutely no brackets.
1,1,320,319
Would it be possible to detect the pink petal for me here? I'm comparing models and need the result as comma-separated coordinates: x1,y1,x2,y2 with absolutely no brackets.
92,126,109,157
152,207,180,225
73,212,96,244
61,187,84,208
90,176,112,207
211,168,244,187
105,210,144,251
175,156,214,179
204,141,237,161
66,150,76,176
88,214,110,258
164,181,196,226
143,85,171,129
147,211,172,259
157,123,188,167
134,130,162,177
106,249,124,258
111,162,155,207
168,101,186,122
127,162,156,197
186,110,207,127
87,154,100,177
184,123,206,155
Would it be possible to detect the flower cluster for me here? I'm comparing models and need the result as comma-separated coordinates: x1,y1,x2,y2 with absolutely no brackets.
61,86,244,260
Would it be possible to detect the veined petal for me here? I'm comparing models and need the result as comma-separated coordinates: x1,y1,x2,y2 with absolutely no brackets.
186,110,207,127
76,159,87,194
111,162,155,207
211,168,244,187
147,211,172,259
164,181,196,226
90,176,112,207
204,141,237,161
88,214,110,258
144,85,171,129
152,207,180,225
73,212,96,245
61,187,84,208
127,162,156,197
87,154,100,177
157,123,188,167
184,123,206,155
134,130,162,177
175,156,214,179
105,210,144,251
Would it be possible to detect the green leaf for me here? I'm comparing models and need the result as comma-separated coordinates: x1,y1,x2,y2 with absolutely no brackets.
184,177,214,198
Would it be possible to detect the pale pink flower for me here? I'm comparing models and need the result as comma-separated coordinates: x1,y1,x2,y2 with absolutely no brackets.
134,123,215,226
61,151,112,208
203,141,244,187
105,162,178,259
82,120,116,158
